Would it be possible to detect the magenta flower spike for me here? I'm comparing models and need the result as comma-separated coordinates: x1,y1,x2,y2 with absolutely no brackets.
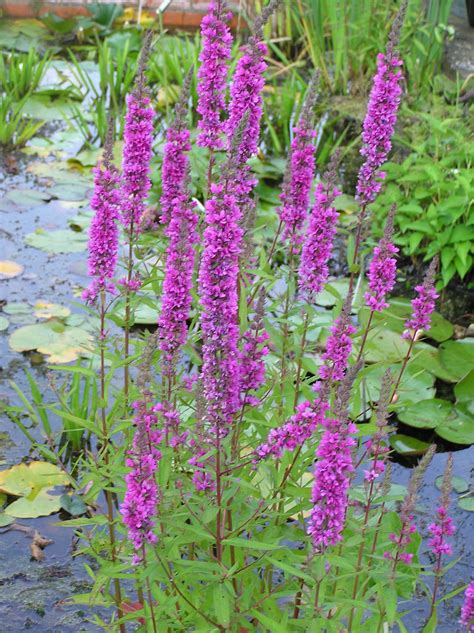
299,155,341,298
461,581,474,631
83,137,120,304
364,205,399,312
356,13,404,210
121,36,154,234
319,293,356,382
279,73,319,246
160,72,193,226
403,256,439,338
428,453,455,558
197,0,232,151
121,399,163,563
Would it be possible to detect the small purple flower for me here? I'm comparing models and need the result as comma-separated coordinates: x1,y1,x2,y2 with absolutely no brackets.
365,205,398,312
121,400,163,562
461,580,474,631
299,156,340,298
83,143,120,304
320,295,356,383
197,0,232,150
403,257,439,337
428,507,455,556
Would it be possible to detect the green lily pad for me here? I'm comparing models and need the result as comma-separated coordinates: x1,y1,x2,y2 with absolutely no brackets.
0,513,15,527
25,229,88,254
454,370,474,403
389,434,431,456
50,183,89,201
113,300,161,325
33,301,71,319
435,405,474,445
5,188,52,207
458,496,474,512
3,302,31,315
315,279,351,308
365,328,410,363
439,339,474,381
60,493,87,517
398,399,454,430
0,316,8,331
21,94,78,121
9,320,93,363
411,345,459,383
435,475,469,494
5,489,63,519
0,461,69,497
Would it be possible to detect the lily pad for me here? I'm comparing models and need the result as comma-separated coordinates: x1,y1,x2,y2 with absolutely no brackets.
0,461,69,497
5,188,52,207
435,475,469,494
458,496,474,512
60,493,87,517
9,320,93,363
454,370,474,403
365,328,410,363
411,345,459,383
5,489,63,519
0,514,15,527
0,316,8,331
50,183,89,201
439,339,474,381
398,399,454,430
435,405,474,445
0,260,24,280
3,302,31,315
33,301,71,319
25,229,88,254
389,434,431,456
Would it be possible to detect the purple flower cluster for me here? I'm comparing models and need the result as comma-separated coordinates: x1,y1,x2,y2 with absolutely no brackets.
384,516,417,565
239,330,269,406
404,258,439,336
308,415,357,548
356,52,403,209
461,581,474,631
198,182,243,433
160,119,192,226
197,0,232,150
121,86,154,233
158,198,198,374
279,77,318,245
319,297,356,382
365,207,398,311
428,506,455,557
83,151,120,303
299,178,340,298
121,400,163,563
255,397,329,460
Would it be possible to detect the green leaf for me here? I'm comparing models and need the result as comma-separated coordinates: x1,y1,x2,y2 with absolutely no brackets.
25,229,88,254
0,316,8,331
397,399,453,429
0,513,15,527
60,493,87,516
364,328,410,363
455,370,474,403
439,339,474,381
389,434,431,456
435,475,468,494
422,607,437,633
222,537,281,551
9,321,93,363
458,496,474,512
213,585,230,628
435,405,474,445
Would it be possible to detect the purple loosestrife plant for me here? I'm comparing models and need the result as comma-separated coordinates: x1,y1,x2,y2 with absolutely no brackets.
355,10,404,211
83,134,120,304
299,154,341,298
239,289,269,407
364,205,399,312
160,72,193,226
279,73,319,247
403,256,439,338
428,454,455,558
308,366,359,549
319,291,356,382
461,581,474,631
197,0,232,151
121,34,154,235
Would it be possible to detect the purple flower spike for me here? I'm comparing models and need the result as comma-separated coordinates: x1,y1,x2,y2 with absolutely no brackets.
461,581,474,631
197,0,232,151
121,399,163,563
161,72,193,226
121,36,154,233
299,154,340,298
428,454,455,558
364,204,399,312
83,136,120,304
403,256,439,337
279,73,319,246
356,12,404,209
320,293,356,383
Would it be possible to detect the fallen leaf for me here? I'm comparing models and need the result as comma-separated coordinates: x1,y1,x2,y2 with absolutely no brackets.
0,260,24,280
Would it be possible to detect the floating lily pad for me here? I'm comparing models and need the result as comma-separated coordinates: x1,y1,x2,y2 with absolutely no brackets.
0,514,15,527
315,279,351,308
435,405,474,445
33,301,71,320
365,328,410,363
9,320,93,363
68,210,94,232
439,339,474,381
50,182,89,201
5,188,52,207
0,316,8,331
25,229,88,254
458,496,474,512
454,370,474,403
113,300,161,325
3,302,31,315
435,475,469,494
0,260,24,280
411,345,459,383
60,493,87,517
389,434,431,456
5,488,63,519
398,399,454,430
0,461,68,497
